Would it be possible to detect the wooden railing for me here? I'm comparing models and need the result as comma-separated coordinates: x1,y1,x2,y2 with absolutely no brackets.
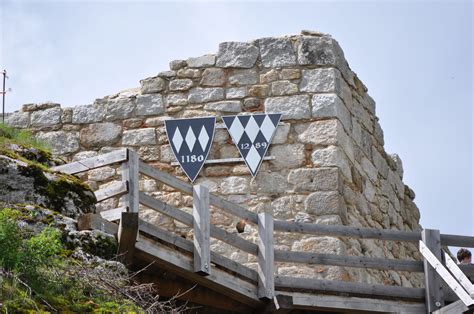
52,148,474,310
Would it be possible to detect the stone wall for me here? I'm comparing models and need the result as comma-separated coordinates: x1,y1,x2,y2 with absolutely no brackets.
6,30,423,287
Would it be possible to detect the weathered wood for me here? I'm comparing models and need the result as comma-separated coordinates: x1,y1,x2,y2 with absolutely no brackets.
117,212,139,264
138,219,258,282
460,264,474,278
139,192,258,255
274,220,421,242
121,149,139,213
444,251,474,296
420,240,473,307
76,213,119,235
209,194,258,224
433,300,471,314
274,249,424,272
171,156,275,166
51,149,127,174
99,206,127,221
193,184,211,275
274,276,426,300
258,212,274,299
134,237,261,306
422,229,445,311
285,292,427,313
440,234,474,248
139,160,193,194
94,181,128,202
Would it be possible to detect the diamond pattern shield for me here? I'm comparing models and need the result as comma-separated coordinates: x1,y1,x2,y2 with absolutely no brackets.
222,113,282,177
165,117,216,182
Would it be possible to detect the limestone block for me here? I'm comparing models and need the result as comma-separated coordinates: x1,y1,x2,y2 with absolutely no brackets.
248,84,269,98
136,94,165,116
250,172,287,194
88,166,116,182
304,191,347,217
297,36,342,66
80,122,122,148
177,68,201,79
288,168,342,192
315,215,342,225
137,146,160,161
228,69,258,85
264,95,311,120
169,59,187,70
242,98,260,110
203,100,241,113
271,196,300,220
5,111,29,128
216,42,259,68
260,69,279,83
280,68,301,80
72,105,105,124
390,153,404,179
220,177,249,194
61,108,73,124
123,118,143,129
271,80,298,96
258,37,296,67
352,101,373,131
200,68,225,86
166,93,187,106
187,54,216,68
297,119,345,146
312,94,351,132
36,131,79,155
122,128,156,146
105,98,135,121
299,68,343,93
188,87,224,103
272,123,290,144
22,102,59,112
169,79,193,91
312,146,352,181
292,236,346,255
140,76,165,94
73,151,98,162
226,87,247,99
372,148,389,179
30,107,61,127
139,179,158,192
160,144,173,162
269,143,306,169
360,157,378,183
157,71,176,79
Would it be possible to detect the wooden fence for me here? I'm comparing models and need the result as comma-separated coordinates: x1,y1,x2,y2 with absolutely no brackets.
52,148,474,312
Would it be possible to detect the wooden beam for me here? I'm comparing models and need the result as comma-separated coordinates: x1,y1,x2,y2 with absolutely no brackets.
117,212,138,264
440,234,474,248
274,249,424,272
274,220,421,242
94,181,128,202
171,156,275,166
444,251,474,296
76,213,118,235
422,229,445,312
274,276,426,300
99,206,127,221
193,184,211,275
433,300,471,314
51,149,127,174
208,194,258,225
258,211,274,299
121,149,139,213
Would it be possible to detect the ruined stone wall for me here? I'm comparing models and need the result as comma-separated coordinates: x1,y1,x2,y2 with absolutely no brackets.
6,30,423,287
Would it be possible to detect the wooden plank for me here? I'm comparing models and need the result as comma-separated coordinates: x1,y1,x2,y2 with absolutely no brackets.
171,156,275,166
444,251,474,296
138,219,258,282
274,220,421,242
134,237,261,306
76,213,119,235
51,149,127,174
258,212,274,299
99,206,127,221
193,184,211,275
420,240,474,307
433,300,470,314
121,149,139,213
441,234,474,247
284,292,426,313
139,160,193,194
117,212,139,264
139,192,258,255
94,181,128,202
209,194,258,224
274,276,426,300
274,249,424,272
422,229,445,311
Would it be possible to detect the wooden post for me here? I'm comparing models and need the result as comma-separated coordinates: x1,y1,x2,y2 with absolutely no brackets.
193,184,210,275
258,210,274,299
422,229,445,312
118,149,140,263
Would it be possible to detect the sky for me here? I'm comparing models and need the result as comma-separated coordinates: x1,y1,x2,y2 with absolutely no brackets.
0,1,473,240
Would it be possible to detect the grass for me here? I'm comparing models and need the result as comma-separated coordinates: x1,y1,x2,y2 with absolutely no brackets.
0,123,50,152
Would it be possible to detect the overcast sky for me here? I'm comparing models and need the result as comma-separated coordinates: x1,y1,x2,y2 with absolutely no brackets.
1,0,472,240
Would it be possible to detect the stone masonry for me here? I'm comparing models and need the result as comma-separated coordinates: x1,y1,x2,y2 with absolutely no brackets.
6,30,423,287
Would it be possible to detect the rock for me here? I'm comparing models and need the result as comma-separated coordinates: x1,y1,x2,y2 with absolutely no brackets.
248,85,269,97
372,148,389,179
243,98,260,110
280,68,301,80
169,79,194,91
264,95,310,120
228,69,258,85
258,37,296,67
123,118,143,129
315,215,342,225
61,108,73,124
226,87,247,99
30,107,61,128
188,87,224,103
105,98,135,121
201,68,226,86
297,36,342,66
271,80,298,96
22,102,60,112
80,123,122,148
312,146,352,181
304,191,347,217
36,131,80,155
136,94,165,116
5,111,30,128
72,105,105,124
269,143,306,169
220,177,249,194
288,168,342,192
312,94,351,132
216,42,259,68
272,123,290,144
390,153,404,179
169,59,187,70
204,101,241,113
300,68,342,93
88,166,116,181
260,69,279,83
140,76,165,94
158,70,176,78
187,54,216,68
137,146,160,161
360,157,378,183
292,236,346,255
297,119,344,146
73,151,98,161
122,128,156,146
251,172,287,194
166,93,188,106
